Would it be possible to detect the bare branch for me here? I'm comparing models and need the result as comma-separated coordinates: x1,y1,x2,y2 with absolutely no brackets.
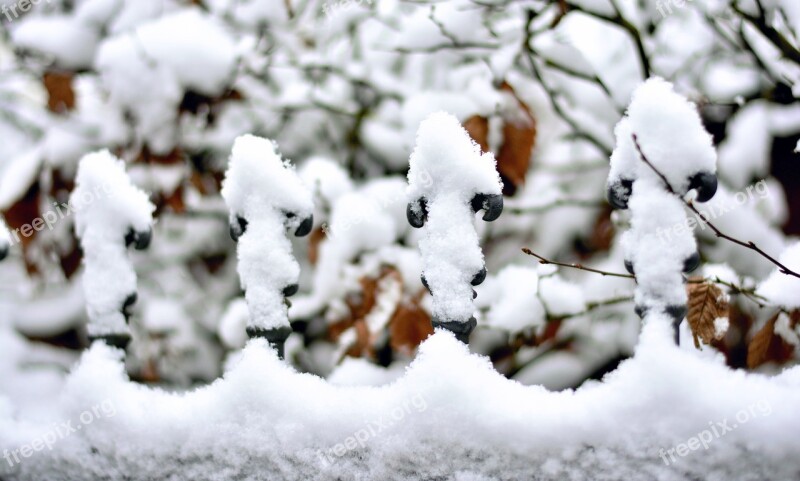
631,133,800,280
522,247,635,279
733,1,800,65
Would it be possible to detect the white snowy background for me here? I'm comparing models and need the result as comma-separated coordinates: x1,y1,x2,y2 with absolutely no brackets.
0,0,799,479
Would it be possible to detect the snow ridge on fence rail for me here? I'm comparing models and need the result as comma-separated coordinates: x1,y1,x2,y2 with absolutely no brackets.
2,320,800,481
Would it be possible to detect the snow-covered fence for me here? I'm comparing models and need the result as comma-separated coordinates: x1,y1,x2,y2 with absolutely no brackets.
406,112,504,343
221,135,314,358
608,78,719,343
72,151,155,350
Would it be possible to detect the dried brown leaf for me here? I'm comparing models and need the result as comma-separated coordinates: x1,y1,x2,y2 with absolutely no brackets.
307,226,326,266
496,82,536,196
687,281,729,349
748,314,779,369
389,298,433,356
747,313,796,369
463,115,489,153
3,182,42,274
43,71,75,113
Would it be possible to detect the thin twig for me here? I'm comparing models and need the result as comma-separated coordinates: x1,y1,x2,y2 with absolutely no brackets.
563,0,651,78
522,248,772,308
520,8,613,156
522,247,635,279
733,1,800,65
547,295,634,322
630,133,800,280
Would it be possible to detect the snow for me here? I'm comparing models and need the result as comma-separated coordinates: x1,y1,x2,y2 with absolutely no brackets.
221,135,313,332
11,16,100,70
293,178,409,319
2,2,800,479
95,8,237,153
299,157,354,216
774,312,799,347
0,216,9,250
756,243,800,309
699,185,787,278
623,178,696,319
132,9,238,96
4,322,800,480
701,263,741,287
608,78,720,331
72,151,155,339
623,77,717,196
478,265,546,334
407,112,502,327
219,298,249,349
539,276,587,317
95,34,183,154
0,147,43,211
206,0,291,29
717,102,770,189
327,357,407,387
714,317,730,339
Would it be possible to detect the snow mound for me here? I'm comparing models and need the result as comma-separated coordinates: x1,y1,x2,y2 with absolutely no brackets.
3,319,800,480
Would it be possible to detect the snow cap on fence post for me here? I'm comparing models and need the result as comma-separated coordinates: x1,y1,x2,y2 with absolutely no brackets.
0,216,10,261
608,78,719,343
73,150,155,350
406,111,503,343
221,134,314,359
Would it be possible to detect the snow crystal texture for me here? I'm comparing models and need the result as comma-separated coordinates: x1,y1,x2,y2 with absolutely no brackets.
3,322,800,481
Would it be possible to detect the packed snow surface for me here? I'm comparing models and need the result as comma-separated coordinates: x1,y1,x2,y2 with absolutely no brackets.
2,319,800,481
